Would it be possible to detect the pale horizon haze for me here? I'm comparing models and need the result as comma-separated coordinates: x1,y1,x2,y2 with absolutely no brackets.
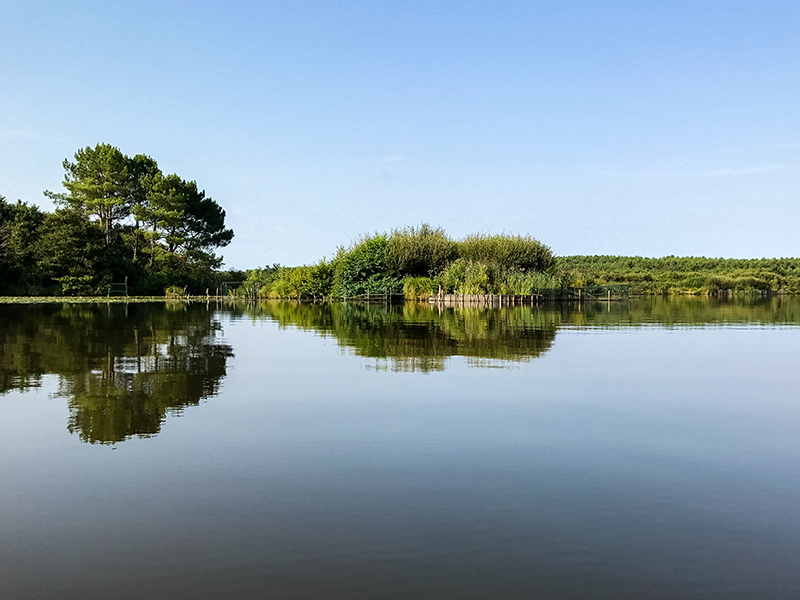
1,0,798,269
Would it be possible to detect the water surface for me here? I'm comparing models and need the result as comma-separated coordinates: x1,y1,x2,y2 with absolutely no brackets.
1,297,798,599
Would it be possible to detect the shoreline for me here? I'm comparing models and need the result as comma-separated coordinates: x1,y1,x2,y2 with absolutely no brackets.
0,290,793,305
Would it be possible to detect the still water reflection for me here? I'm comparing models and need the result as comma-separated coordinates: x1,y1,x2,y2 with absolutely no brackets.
1,296,798,442
0,297,799,599
253,301,560,370
0,303,232,444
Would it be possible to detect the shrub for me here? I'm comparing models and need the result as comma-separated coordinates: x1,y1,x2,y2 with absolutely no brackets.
258,261,334,299
437,259,468,293
165,285,185,299
332,234,391,297
245,264,281,290
460,262,494,294
56,275,95,296
704,275,736,293
437,260,501,294
733,276,770,292
305,260,335,297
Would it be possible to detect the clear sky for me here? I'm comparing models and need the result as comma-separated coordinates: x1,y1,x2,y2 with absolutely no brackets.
2,0,798,268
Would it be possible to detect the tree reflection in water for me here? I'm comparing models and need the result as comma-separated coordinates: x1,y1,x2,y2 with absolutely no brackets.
6,296,785,444
0,303,232,444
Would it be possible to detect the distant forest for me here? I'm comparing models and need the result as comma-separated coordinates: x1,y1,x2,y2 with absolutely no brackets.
556,255,800,295
0,143,238,296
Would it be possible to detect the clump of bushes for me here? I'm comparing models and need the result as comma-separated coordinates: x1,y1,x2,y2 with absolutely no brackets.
258,261,334,299
244,224,556,300
436,259,497,294
330,234,402,297
165,285,186,299
704,275,771,293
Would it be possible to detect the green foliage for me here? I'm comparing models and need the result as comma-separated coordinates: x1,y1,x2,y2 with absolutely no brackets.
460,261,493,294
499,270,571,295
557,256,800,294
386,224,457,277
6,143,235,296
0,197,46,294
258,260,335,299
46,143,130,244
402,276,436,300
131,171,233,276
436,260,495,294
54,275,95,296
436,259,567,295
331,234,401,297
305,260,335,297
165,285,186,299
34,208,106,294
250,227,561,302
245,264,282,290
437,258,468,293
457,233,554,272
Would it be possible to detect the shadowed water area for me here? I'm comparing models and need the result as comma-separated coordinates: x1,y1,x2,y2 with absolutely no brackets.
1,297,799,598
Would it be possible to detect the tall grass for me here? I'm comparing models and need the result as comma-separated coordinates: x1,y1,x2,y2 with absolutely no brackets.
386,224,457,277
434,260,568,295
402,276,436,300
457,233,554,272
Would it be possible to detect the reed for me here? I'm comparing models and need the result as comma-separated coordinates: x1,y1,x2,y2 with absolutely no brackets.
457,233,554,272
386,224,457,277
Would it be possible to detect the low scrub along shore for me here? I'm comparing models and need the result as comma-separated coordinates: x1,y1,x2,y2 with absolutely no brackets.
238,226,799,300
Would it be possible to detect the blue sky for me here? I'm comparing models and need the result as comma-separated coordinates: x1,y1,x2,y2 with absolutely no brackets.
2,0,798,268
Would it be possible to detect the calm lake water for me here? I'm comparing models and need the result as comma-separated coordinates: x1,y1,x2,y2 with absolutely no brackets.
1,297,799,599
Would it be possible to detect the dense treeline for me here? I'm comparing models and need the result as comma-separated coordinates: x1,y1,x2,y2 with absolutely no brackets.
243,225,557,299
0,143,238,296
557,255,800,294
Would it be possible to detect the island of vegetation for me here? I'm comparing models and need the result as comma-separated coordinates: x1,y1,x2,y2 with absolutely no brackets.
240,228,800,299
2,143,799,299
